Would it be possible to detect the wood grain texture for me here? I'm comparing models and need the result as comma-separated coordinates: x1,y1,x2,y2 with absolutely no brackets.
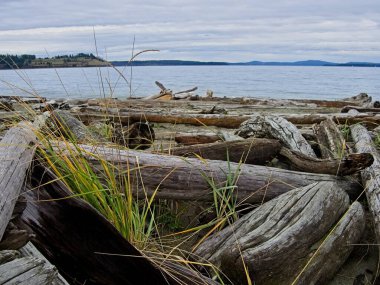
194,182,365,285
0,123,37,240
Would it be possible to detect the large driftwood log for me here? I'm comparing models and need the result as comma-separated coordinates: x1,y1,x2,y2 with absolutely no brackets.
313,118,349,159
73,108,380,129
236,115,316,157
0,122,38,240
351,124,380,251
52,142,362,203
19,165,217,285
341,106,380,113
194,182,365,285
164,138,282,165
278,148,373,176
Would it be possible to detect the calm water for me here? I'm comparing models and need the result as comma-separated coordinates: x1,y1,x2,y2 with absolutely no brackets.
0,66,379,101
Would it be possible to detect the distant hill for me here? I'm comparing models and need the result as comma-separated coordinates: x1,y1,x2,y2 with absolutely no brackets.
0,53,379,69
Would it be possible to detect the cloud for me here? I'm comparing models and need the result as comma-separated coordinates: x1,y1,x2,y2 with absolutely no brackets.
0,1,379,62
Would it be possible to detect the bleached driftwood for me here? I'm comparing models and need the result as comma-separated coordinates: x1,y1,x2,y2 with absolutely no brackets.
313,118,350,159
236,115,316,157
51,142,362,203
194,182,365,285
351,124,380,251
0,122,38,240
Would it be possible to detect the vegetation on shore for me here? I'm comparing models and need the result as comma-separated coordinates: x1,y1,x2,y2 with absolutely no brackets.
0,53,109,69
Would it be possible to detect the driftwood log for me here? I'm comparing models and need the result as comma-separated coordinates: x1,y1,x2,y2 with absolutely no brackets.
19,165,217,285
351,124,380,251
236,115,316,157
341,106,380,113
194,181,365,285
52,142,362,203
73,108,380,129
278,148,373,176
164,138,282,165
313,118,350,159
0,122,38,240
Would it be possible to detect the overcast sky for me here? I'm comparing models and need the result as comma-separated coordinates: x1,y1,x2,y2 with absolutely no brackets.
1,0,379,62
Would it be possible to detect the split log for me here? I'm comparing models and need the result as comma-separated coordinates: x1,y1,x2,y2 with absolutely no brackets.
0,122,38,240
175,132,221,145
19,165,217,285
279,148,373,176
73,109,380,129
194,182,365,285
163,138,281,165
351,124,380,251
236,115,316,157
52,142,362,203
312,118,350,159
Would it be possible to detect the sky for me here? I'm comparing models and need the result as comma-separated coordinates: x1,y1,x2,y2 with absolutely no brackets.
0,0,379,62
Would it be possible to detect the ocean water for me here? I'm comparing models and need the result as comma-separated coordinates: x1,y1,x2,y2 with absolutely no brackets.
0,65,379,101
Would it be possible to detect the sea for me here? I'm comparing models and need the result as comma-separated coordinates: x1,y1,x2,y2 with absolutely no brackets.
0,65,379,101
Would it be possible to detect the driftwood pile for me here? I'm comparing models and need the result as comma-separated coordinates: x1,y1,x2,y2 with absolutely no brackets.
1,92,380,284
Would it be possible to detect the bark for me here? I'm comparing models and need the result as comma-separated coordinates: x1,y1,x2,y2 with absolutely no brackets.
236,115,316,157
163,138,281,165
350,124,380,253
312,118,350,159
52,142,362,203
194,182,365,285
0,122,38,240
19,165,217,285
175,132,221,145
279,147,373,176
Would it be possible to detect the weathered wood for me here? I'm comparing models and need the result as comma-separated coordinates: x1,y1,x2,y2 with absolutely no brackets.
343,93,372,105
50,110,101,143
293,201,365,285
0,122,38,240
53,142,362,203
236,115,316,157
279,147,373,175
341,105,380,113
0,256,58,284
351,124,380,252
175,132,221,145
19,242,69,285
163,138,281,165
194,182,365,285
0,228,31,250
0,250,19,265
73,109,380,129
313,118,350,159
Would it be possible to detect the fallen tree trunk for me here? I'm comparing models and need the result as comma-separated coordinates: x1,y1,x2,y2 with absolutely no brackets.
350,124,380,252
73,108,380,129
163,138,282,165
19,165,217,285
194,182,365,285
52,142,362,203
312,118,350,159
0,122,38,240
236,115,316,157
278,148,373,176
